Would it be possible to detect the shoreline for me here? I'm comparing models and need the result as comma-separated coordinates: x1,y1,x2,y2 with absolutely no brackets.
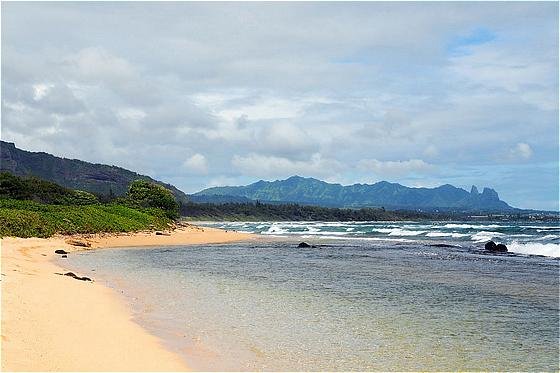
1,225,254,372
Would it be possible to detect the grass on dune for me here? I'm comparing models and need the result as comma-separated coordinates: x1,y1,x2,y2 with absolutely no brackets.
0,199,172,238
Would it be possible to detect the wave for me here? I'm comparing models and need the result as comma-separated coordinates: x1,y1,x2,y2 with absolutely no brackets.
298,231,350,236
507,242,560,258
301,235,414,243
471,231,505,242
443,223,503,229
534,234,559,241
262,226,288,235
426,232,470,238
388,229,426,236
371,228,425,236
521,225,560,230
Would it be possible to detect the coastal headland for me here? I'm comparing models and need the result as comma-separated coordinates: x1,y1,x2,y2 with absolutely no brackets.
1,225,253,371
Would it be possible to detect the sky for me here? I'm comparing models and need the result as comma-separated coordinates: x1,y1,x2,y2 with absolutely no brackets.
1,2,558,210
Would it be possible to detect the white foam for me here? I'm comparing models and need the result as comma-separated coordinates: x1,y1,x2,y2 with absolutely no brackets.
372,228,425,236
443,223,503,229
372,228,395,233
535,234,559,241
471,231,505,242
297,231,350,236
521,225,560,230
426,232,470,238
262,226,288,235
388,229,426,236
305,235,414,243
507,242,560,258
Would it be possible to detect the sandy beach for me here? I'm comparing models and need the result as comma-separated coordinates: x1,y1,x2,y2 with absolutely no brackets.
1,225,253,372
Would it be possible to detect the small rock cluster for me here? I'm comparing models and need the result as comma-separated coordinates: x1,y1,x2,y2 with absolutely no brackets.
485,240,508,252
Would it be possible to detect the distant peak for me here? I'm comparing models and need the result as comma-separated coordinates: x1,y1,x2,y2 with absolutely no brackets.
286,175,305,180
437,183,456,190
481,187,499,200
470,185,479,195
282,175,322,184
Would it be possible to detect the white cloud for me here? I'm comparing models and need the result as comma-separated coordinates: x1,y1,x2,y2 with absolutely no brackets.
232,153,342,179
218,97,305,121
358,159,435,177
510,143,533,160
182,153,209,174
32,83,51,100
67,47,136,83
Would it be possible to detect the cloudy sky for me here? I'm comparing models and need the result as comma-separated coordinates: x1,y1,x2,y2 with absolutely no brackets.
2,2,558,210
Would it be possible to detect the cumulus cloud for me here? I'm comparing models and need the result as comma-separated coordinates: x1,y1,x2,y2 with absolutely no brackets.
358,159,435,177
183,153,209,174
232,153,342,179
66,47,136,83
509,143,533,160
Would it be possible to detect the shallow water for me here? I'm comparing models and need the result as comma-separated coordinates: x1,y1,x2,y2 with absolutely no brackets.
65,221,559,371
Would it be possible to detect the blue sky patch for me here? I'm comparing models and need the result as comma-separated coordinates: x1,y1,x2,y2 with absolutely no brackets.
447,28,496,56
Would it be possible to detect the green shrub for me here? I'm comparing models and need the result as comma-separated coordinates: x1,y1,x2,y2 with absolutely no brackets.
0,199,171,238
0,172,98,205
126,180,179,219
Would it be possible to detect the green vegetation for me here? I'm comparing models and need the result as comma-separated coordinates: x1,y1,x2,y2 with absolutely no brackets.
125,180,179,219
0,199,171,238
0,172,98,205
1,140,190,204
181,201,437,221
0,173,177,238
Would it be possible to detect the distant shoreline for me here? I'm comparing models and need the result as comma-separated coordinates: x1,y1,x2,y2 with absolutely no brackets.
1,226,254,371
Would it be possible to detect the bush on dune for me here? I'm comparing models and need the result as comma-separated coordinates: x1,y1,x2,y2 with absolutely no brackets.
0,199,171,238
0,174,180,238
125,180,179,219
0,172,98,205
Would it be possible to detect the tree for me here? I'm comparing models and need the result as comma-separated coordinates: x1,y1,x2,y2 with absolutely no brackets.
126,180,179,219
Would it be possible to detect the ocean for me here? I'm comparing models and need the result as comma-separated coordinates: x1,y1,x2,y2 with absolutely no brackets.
64,220,559,371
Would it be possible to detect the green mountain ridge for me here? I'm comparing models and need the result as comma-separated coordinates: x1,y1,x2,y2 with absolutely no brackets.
194,175,515,212
1,141,516,212
0,141,190,205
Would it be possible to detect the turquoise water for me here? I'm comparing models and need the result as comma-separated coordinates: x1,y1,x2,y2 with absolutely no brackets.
64,221,559,371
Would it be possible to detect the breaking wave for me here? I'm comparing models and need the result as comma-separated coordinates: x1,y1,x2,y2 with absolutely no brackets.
507,242,560,258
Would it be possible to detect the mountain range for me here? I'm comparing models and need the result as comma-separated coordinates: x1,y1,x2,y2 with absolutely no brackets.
0,141,190,205
1,141,516,212
194,175,514,212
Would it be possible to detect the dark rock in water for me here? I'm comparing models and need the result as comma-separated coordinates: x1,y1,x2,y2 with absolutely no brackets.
298,242,312,248
485,241,508,252
55,249,68,254
61,254,67,258
496,243,508,252
430,243,458,248
155,231,163,235
485,241,497,251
